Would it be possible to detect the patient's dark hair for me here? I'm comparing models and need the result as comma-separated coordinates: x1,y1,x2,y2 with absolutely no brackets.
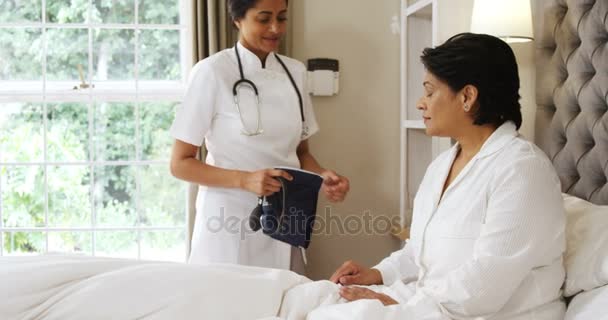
420,32,522,129
227,0,289,21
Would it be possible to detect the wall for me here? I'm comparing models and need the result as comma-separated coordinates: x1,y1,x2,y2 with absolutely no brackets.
291,0,537,280
290,0,402,280
437,0,537,141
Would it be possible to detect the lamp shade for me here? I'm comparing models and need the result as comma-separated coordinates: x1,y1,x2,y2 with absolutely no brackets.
471,0,533,43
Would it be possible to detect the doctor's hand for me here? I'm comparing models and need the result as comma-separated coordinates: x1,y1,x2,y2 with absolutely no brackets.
321,170,350,202
329,260,383,286
239,169,293,196
339,286,399,306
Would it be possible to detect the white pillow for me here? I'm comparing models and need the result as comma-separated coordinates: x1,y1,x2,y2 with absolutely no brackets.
562,194,608,297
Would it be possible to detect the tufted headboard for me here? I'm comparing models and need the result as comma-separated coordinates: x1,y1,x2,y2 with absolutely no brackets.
534,0,608,205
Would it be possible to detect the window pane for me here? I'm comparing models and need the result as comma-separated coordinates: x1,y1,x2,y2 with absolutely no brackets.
46,0,88,23
47,103,90,162
1,166,45,228
0,103,43,162
93,29,135,81
0,2,189,259
138,0,179,24
48,166,91,227
139,30,180,80
141,229,185,262
3,232,45,255
93,102,135,161
46,28,89,82
140,102,175,160
95,231,137,258
0,28,43,82
92,0,134,24
0,1,41,22
94,165,136,226
49,231,92,254
140,165,185,227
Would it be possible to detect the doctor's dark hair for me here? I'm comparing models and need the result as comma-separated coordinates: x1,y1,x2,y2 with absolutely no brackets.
420,32,522,129
228,0,289,21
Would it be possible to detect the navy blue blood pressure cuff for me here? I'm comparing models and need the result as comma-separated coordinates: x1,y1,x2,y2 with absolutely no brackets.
249,168,323,248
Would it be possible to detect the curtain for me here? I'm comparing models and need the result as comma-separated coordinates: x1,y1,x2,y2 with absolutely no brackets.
186,1,234,254
192,0,236,64
186,0,293,254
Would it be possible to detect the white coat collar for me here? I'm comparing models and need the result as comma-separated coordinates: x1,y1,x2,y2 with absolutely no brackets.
449,121,518,162
432,121,518,206
469,121,518,160
234,41,278,72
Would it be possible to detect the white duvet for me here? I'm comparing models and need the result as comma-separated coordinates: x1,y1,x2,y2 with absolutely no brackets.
0,255,424,320
565,285,608,320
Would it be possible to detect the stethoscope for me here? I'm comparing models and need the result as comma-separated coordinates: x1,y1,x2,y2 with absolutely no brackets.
233,42,304,136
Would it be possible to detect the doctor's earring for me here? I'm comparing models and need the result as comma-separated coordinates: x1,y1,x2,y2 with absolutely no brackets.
463,104,471,112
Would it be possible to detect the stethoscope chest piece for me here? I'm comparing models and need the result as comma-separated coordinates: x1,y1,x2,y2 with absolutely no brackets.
233,78,263,136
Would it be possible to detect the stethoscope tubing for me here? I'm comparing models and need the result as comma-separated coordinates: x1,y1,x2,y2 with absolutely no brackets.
232,42,304,136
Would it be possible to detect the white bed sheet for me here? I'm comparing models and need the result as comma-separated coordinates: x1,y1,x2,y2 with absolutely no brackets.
0,254,308,320
565,285,608,320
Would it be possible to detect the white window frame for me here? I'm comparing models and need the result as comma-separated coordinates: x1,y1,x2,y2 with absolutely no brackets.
0,0,193,260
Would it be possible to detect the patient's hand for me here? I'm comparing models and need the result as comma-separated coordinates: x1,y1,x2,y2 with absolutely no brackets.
329,260,383,285
339,286,399,306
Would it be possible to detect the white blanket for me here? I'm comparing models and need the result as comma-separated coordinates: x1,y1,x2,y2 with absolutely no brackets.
0,255,308,320
565,285,608,320
0,255,421,320
278,280,451,320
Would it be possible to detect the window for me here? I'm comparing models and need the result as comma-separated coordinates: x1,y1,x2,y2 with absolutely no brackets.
0,0,191,262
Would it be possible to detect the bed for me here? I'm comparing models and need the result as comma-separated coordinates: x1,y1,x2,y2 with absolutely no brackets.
534,0,608,319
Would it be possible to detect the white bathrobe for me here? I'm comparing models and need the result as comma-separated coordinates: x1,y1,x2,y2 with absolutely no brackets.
371,121,567,319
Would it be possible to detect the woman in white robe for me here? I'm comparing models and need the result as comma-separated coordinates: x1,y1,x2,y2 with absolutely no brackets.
328,33,566,320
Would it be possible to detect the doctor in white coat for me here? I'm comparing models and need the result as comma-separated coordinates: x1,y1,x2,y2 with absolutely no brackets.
328,33,567,319
169,0,349,273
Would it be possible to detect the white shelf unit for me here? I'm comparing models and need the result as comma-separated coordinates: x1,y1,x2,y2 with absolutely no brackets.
402,119,425,129
399,0,452,226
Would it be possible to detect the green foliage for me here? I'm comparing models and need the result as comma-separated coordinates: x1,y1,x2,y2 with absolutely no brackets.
47,165,91,227
139,29,180,80
94,103,136,161
47,0,89,23
0,1,41,23
1,166,46,228
2,101,184,258
0,1,181,81
47,103,89,161
46,28,89,81
0,28,43,80
96,230,137,256
91,0,134,24
93,29,136,80
139,0,179,24
1,1,185,260
3,232,45,254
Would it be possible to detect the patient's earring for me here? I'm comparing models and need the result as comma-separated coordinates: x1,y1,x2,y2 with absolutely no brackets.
463,104,470,112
